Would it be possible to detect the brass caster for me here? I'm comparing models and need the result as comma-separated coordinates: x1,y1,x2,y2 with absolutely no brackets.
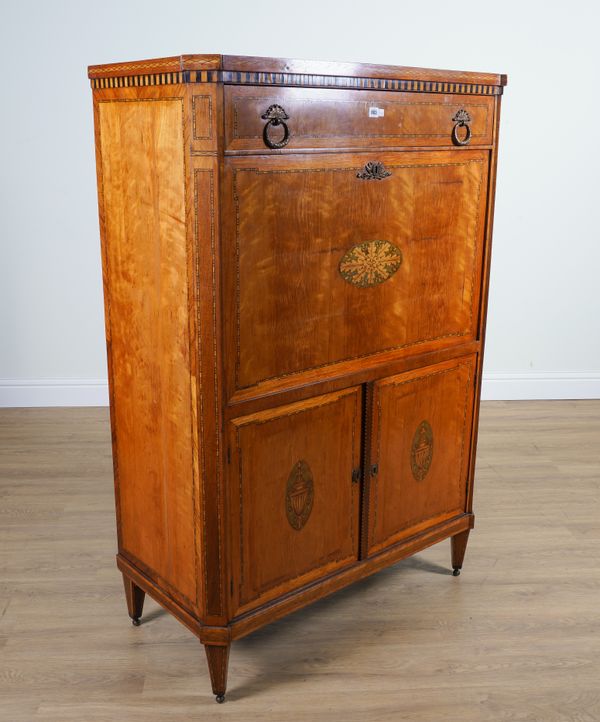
132,618,141,626
452,568,461,577
215,694,225,704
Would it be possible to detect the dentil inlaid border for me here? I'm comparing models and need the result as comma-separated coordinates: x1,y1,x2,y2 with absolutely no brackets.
91,69,503,96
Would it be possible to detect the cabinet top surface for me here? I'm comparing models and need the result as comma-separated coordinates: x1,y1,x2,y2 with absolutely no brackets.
87,53,507,87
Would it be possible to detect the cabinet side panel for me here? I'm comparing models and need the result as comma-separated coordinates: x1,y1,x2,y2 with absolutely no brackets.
97,96,197,609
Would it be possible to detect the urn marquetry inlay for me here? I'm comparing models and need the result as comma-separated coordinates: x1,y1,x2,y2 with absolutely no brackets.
410,420,434,481
285,460,314,530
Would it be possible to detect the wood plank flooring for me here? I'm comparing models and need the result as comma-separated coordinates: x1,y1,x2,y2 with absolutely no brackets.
1,402,599,721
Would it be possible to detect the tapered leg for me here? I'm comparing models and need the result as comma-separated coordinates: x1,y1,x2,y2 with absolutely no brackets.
204,643,230,703
451,529,470,576
122,574,145,625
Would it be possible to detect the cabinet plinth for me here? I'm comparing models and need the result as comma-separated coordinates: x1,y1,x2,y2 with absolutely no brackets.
89,53,506,702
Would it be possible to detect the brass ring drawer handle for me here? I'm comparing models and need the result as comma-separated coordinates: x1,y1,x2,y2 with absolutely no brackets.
261,104,291,149
451,109,472,146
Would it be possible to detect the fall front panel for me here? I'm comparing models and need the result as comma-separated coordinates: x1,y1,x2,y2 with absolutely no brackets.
222,150,489,396
229,387,362,616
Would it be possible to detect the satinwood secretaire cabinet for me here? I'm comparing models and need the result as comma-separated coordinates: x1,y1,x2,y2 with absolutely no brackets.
88,54,506,702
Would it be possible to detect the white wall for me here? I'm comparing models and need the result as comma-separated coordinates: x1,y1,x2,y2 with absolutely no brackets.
1,0,599,406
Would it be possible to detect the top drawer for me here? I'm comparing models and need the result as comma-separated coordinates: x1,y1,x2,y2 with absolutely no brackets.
225,86,494,152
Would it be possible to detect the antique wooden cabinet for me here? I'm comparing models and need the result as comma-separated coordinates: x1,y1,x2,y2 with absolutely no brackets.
88,54,506,702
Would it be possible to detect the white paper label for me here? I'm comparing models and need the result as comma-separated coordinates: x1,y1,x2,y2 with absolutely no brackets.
368,107,385,118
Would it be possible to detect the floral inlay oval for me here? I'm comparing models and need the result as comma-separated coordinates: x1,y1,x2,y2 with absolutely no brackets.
339,240,403,288
411,420,434,481
285,460,314,531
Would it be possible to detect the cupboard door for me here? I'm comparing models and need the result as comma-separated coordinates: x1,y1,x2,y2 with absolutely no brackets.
222,150,489,397
367,356,476,555
229,387,362,615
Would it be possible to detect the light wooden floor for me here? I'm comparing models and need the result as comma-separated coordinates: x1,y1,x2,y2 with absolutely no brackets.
1,402,599,721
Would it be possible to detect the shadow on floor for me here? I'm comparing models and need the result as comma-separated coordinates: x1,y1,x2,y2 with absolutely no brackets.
227,554,452,700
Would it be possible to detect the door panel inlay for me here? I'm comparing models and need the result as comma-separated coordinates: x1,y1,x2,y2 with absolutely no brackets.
410,420,434,481
286,460,314,530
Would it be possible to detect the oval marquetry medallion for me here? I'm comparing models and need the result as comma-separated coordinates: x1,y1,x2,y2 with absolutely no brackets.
411,420,434,481
285,460,314,531
339,240,402,288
